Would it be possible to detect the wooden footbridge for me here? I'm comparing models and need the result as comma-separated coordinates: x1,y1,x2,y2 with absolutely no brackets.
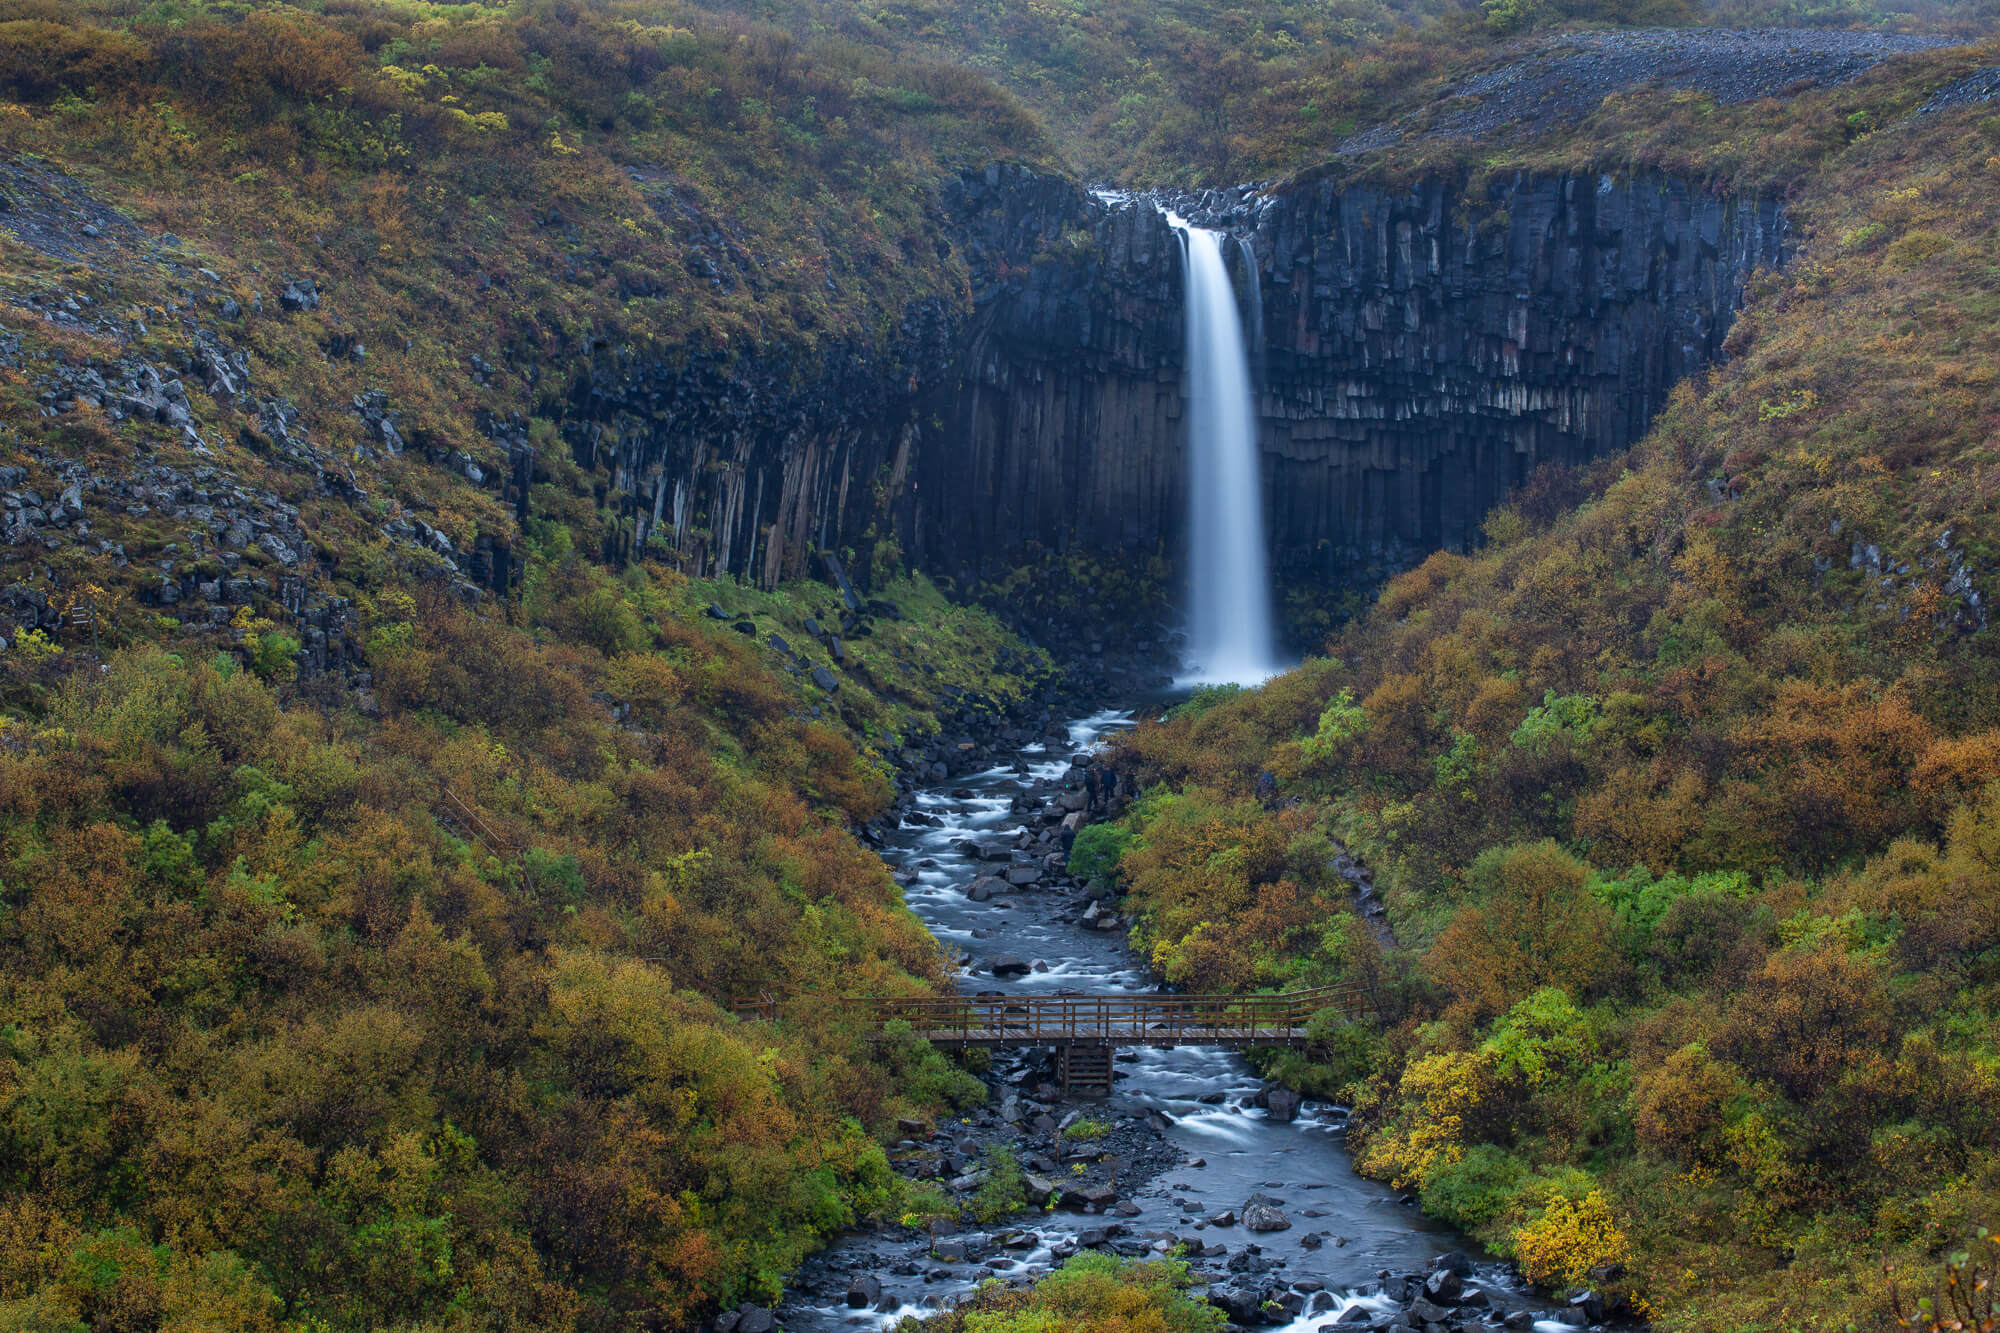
732,984,1376,1096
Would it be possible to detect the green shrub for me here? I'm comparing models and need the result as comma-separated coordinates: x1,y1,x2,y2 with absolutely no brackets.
1062,1116,1111,1142
522,847,586,909
972,1146,1028,1224
878,1019,987,1112
1420,1143,1528,1231
1068,822,1130,881
247,630,300,681
1164,683,1243,723
902,1252,1225,1332
1509,691,1602,754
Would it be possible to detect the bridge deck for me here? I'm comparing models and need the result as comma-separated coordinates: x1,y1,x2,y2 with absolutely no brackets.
733,983,1372,1052
913,1026,1311,1049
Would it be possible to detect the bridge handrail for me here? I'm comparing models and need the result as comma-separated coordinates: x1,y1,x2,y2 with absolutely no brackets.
729,982,1375,1036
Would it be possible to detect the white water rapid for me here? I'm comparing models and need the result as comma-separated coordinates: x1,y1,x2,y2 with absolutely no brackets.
1168,213,1282,686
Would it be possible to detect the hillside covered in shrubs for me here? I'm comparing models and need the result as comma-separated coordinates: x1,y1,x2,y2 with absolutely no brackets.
1097,71,2000,1330
4,0,2000,1328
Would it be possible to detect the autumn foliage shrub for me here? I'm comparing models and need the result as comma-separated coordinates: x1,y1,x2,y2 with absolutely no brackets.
903,1252,1226,1333
1512,1189,1631,1293
0,18,145,102
0,616,957,1328
1088,96,2000,1327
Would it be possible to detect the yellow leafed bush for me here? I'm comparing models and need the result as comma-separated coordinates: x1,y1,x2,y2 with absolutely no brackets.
1513,1189,1629,1293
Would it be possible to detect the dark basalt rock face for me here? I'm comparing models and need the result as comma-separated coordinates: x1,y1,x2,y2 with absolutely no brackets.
904,166,1786,636
572,162,1786,643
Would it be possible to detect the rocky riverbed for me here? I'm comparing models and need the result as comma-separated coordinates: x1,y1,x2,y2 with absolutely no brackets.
723,703,1618,1333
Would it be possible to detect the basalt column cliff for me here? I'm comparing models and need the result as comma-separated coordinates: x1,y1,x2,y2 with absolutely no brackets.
580,164,1786,635
906,166,1786,621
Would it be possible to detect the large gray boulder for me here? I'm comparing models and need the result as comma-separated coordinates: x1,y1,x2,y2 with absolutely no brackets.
1242,1203,1291,1232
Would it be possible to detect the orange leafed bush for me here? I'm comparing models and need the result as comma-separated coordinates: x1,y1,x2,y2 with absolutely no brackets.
0,18,146,103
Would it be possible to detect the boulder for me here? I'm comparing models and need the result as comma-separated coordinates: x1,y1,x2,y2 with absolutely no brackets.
989,955,1031,978
1205,1285,1266,1325
1431,1251,1475,1277
1423,1269,1462,1304
1265,1088,1302,1122
736,1308,775,1333
1412,1296,1455,1322
1243,1204,1291,1232
845,1276,881,1309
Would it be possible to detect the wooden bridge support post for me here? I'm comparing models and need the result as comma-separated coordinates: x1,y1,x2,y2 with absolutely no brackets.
1058,1042,1113,1098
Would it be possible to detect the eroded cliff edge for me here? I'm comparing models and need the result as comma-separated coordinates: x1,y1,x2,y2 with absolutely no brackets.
578,163,1787,644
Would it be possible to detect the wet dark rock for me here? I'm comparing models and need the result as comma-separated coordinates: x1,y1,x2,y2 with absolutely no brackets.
1424,1269,1463,1304
845,1276,880,1308
1408,1297,1451,1324
1206,1285,1268,1325
988,955,1031,978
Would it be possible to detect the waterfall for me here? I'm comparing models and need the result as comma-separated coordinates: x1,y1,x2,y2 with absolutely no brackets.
1167,212,1281,686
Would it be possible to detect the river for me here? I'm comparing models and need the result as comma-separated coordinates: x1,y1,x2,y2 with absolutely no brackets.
777,707,1571,1333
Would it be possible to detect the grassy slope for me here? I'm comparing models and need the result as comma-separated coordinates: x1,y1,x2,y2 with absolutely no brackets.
677,0,1999,185
1101,55,2000,1332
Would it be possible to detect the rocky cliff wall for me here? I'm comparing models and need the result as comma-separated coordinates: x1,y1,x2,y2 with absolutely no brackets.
901,166,1786,627
573,163,1786,643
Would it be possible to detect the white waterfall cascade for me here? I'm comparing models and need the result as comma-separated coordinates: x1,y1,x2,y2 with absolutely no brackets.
1166,211,1283,686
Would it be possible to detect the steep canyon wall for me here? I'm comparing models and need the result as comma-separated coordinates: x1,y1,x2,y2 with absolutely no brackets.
574,163,1786,641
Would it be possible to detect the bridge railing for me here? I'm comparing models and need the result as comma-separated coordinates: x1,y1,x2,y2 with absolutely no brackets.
730,982,1373,1043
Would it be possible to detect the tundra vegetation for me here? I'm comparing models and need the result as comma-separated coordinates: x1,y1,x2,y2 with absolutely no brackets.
0,0,1996,1329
